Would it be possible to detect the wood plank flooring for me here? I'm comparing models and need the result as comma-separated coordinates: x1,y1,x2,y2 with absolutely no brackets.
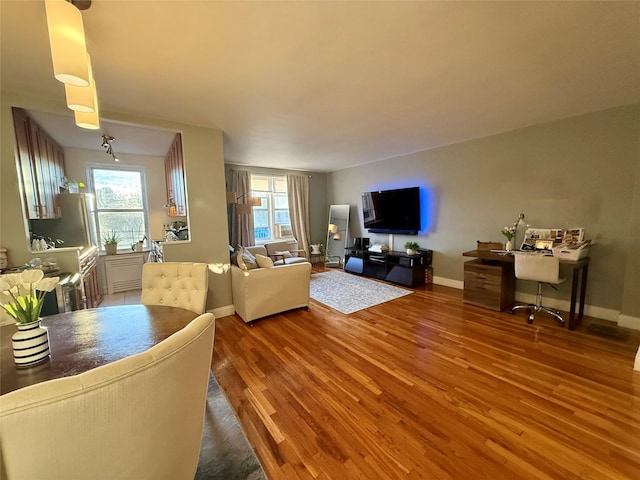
212,281,640,480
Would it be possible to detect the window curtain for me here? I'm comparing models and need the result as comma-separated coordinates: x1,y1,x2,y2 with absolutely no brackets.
287,174,310,258
230,170,255,247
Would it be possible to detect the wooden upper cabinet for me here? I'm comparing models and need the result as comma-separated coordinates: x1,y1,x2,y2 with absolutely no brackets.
11,108,66,219
164,133,186,217
12,108,39,219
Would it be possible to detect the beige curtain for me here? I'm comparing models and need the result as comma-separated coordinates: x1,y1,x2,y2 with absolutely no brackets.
231,170,255,247
287,174,310,258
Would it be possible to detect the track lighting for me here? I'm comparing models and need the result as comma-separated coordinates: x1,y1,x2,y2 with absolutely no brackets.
101,134,114,147
101,134,119,162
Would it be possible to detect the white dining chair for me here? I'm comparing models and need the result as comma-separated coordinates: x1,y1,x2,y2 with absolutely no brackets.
141,262,209,313
0,312,215,480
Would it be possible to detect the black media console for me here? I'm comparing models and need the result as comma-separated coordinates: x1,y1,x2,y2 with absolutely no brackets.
343,248,432,288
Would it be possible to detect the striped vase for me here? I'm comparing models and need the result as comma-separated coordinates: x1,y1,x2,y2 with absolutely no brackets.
12,320,50,367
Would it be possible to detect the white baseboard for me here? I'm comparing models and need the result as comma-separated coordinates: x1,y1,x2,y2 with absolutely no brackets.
434,276,464,290
618,314,640,331
209,304,235,319
635,347,640,371
433,276,640,331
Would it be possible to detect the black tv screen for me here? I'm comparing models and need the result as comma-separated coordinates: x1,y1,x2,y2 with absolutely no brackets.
361,187,421,234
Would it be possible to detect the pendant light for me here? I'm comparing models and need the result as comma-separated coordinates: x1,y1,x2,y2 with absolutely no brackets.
74,104,100,130
45,0,90,87
65,53,96,112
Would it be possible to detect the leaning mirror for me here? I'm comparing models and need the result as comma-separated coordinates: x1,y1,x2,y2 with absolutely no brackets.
326,204,350,268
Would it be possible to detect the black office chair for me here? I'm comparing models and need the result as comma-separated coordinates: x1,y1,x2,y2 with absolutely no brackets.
510,253,565,325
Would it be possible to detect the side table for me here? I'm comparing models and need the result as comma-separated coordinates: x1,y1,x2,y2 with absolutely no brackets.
310,253,325,270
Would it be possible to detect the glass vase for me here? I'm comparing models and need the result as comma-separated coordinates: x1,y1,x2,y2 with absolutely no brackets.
12,319,50,368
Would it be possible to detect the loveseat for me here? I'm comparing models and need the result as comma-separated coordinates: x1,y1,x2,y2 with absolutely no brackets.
231,245,311,323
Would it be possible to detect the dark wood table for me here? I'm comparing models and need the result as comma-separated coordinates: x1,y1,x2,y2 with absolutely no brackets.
1,305,198,395
462,250,590,330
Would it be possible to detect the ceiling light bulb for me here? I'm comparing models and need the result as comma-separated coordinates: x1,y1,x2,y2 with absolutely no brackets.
45,0,90,86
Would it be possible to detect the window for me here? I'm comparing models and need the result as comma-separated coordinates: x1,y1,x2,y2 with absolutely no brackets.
251,174,291,243
90,166,149,251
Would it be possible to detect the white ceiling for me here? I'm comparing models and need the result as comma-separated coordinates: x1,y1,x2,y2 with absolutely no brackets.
2,1,639,172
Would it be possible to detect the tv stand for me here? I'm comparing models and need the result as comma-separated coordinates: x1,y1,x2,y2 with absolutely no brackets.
344,248,431,288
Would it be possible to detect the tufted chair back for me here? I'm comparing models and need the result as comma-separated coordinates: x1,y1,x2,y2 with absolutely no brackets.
141,262,208,314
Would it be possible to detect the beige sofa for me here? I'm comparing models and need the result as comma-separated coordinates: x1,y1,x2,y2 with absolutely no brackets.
231,245,311,323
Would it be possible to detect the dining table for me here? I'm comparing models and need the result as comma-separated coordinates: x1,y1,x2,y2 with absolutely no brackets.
1,304,199,395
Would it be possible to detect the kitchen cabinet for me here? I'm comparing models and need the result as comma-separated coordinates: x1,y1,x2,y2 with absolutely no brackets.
164,133,186,217
12,108,66,219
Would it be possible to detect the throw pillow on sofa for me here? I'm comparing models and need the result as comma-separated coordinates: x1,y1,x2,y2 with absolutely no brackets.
236,247,258,270
255,254,274,268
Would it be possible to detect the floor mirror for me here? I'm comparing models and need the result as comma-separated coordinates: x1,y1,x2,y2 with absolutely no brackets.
326,204,350,267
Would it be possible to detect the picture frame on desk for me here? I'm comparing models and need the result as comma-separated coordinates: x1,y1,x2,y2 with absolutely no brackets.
563,228,585,243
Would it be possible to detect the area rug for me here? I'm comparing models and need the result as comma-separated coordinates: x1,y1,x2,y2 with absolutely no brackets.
196,374,266,480
310,270,412,314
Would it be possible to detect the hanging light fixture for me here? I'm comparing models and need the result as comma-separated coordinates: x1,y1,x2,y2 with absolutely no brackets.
100,134,119,161
65,53,97,112
74,109,100,130
45,0,90,87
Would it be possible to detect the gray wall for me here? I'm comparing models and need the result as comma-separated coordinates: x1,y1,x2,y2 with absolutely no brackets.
328,104,640,322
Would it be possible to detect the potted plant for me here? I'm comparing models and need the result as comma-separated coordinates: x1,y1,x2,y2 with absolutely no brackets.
0,270,59,366
310,243,323,255
131,235,147,252
103,231,119,255
501,226,516,251
404,241,419,256
60,177,85,194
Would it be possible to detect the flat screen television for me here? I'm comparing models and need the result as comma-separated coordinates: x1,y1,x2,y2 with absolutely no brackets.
361,186,421,234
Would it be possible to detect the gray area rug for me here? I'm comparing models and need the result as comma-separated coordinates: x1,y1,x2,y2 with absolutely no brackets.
196,374,266,480
310,270,412,314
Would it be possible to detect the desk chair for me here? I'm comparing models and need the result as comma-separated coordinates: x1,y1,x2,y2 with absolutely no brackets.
510,253,565,325
141,262,208,314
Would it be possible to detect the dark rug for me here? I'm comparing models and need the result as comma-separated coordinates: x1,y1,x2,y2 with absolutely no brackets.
196,374,266,480
587,322,630,341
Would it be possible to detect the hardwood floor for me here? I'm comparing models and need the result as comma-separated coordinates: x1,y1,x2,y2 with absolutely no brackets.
211,282,640,480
